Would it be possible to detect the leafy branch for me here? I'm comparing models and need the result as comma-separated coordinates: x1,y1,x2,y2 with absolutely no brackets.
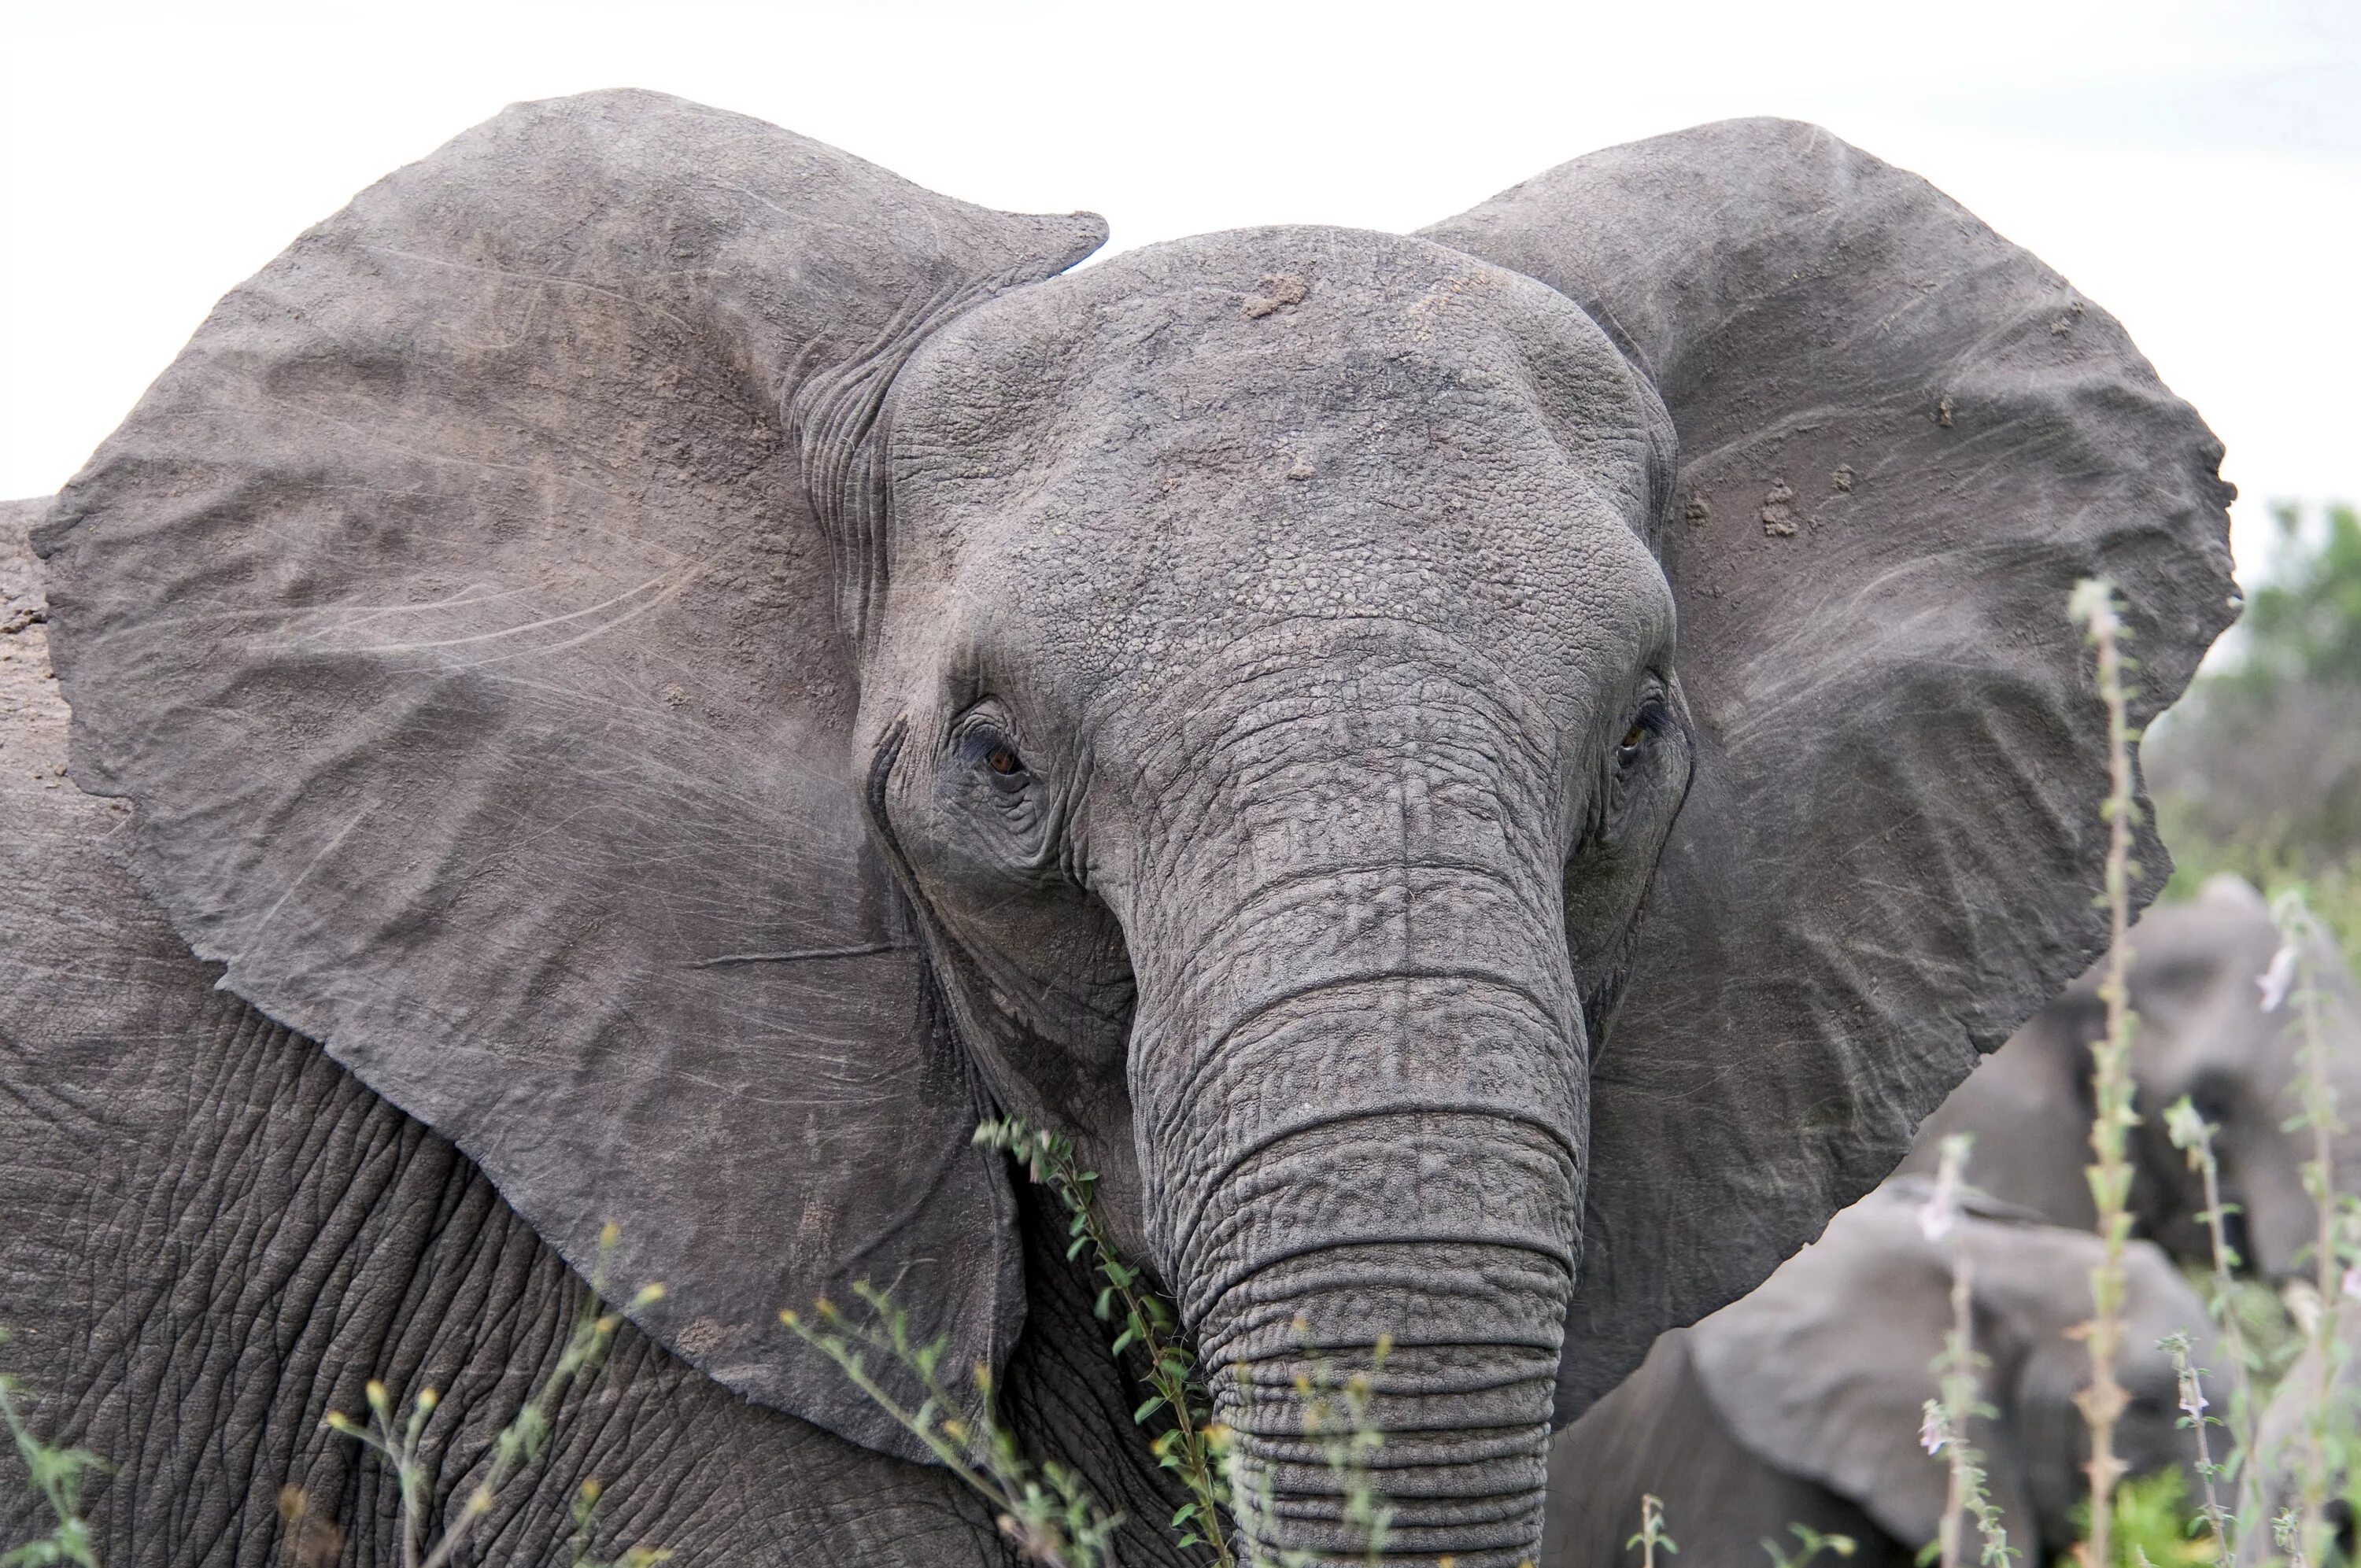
2268,886,2358,1563
1628,1492,1676,1568
976,1116,1235,1564
0,1330,103,1568
1917,1134,2016,1567
2069,576,2141,1568
1761,1523,1856,1567
2163,1098,2259,1551
782,1285,1120,1567
322,1222,667,1568
2158,1330,2231,1554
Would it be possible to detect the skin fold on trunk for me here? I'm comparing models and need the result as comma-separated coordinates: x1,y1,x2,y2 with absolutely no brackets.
1109,667,1590,1566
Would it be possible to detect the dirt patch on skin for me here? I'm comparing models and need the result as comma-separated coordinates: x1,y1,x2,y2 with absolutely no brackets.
674,1315,745,1356
0,500,72,785
2,501,46,636
1242,272,1309,319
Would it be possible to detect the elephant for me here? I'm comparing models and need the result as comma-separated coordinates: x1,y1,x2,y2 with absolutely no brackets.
0,90,2235,1566
1901,873,2361,1285
1539,1184,2217,1566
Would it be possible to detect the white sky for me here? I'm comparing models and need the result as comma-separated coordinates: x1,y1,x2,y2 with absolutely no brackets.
4,0,2353,580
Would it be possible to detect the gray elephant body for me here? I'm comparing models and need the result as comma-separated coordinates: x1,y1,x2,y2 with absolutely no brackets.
1904,875,2361,1282
1543,1187,2215,1566
2,90,2234,1566
0,499,1204,1566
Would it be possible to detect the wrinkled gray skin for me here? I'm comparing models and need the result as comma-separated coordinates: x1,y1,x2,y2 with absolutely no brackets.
1904,875,2361,1283
2,91,2234,1566
1543,1187,2216,1566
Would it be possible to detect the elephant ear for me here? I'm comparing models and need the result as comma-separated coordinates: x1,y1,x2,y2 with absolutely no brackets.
34,90,1105,1460
1687,1194,2039,1551
1423,116,2237,1418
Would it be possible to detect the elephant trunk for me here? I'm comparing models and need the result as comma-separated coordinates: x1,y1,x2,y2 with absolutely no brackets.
1202,1195,1571,1565
1109,646,1590,1562
1136,928,1584,1563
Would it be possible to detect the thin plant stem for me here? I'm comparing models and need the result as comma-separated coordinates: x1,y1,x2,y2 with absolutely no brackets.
1288,1321,1394,1567
783,1283,1121,1567
2164,1098,2258,1553
2161,1331,2230,1552
977,1116,1235,1566
1919,1135,2015,1567
2272,888,2344,1564
1628,1493,1676,1568
2070,577,2141,1568
323,1222,663,1568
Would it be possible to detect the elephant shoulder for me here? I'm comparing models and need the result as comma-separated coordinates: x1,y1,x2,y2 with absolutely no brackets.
0,498,1013,1568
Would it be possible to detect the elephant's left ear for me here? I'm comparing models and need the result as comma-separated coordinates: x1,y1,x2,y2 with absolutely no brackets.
34,89,1104,1462
1424,118,2237,1419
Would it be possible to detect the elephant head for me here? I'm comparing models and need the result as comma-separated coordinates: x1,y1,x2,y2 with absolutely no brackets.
1546,1186,2218,1564
31,92,2234,1562
1908,874,2361,1285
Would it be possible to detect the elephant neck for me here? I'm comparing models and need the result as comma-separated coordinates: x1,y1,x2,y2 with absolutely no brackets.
1000,1172,1207,1566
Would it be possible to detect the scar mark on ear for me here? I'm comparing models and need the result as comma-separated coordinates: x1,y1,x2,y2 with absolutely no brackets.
237,803,375,959
352,245,700,337
302,565,707,670
688,942,908,969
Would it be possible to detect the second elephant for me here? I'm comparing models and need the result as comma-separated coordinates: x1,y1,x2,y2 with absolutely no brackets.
1905,874,2361,1282
1544,1186,2216,1566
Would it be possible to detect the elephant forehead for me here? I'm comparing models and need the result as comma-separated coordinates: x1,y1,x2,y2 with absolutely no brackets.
889,224,1674,704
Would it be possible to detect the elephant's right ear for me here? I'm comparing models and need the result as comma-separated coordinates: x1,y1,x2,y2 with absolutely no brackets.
1425,117,2237,1419
34,89,1104,1462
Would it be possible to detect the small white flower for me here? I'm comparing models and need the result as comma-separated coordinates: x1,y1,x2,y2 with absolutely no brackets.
1918,1199,1956,1242
2342,1264,2361,1303
2259,940,2301,1012
1919,1134,1969,1242
1919,1400,1948,1455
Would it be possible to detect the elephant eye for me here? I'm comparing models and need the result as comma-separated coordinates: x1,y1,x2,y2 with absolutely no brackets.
1617,699,1669,764
953,709,1031,795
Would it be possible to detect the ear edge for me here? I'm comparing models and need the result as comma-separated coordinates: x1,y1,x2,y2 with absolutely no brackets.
28,90,1103,1463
